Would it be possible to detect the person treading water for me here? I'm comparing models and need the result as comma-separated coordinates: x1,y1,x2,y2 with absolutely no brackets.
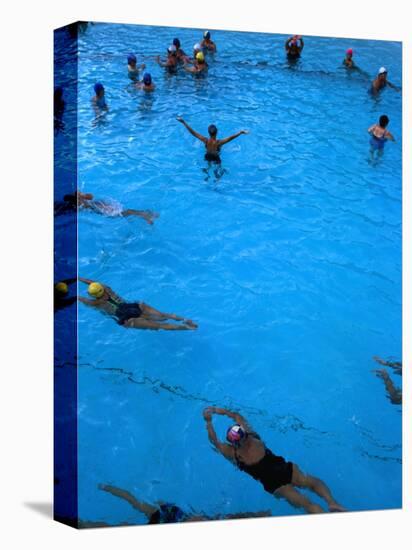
285,35,304,60
368,114,395,160
203,406,346,514
176,117,249,163
79,278,198,330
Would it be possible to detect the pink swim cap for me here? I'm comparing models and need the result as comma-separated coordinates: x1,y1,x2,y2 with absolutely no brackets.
346,48,353,56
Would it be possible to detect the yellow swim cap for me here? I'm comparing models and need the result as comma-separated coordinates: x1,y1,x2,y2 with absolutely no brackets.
196,51,205,62
55,282,68,295
88,282,104,298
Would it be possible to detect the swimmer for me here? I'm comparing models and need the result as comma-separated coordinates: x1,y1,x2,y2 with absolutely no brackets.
127,53,146,80
54,278,77,312
176,117,249,163
201,31,217,52
368,115,395,160
203,407,346,514
134,72,155,92
156,45,178,72
172,38,189,63
371,67,400,95
78,278,198,331
285,35,304,59
99,484,271,524
343,48,355,68
56,190,158,224
92,82,108,113
184,51,208,74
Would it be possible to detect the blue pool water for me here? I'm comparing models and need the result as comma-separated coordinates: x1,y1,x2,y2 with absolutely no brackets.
57,22,402,524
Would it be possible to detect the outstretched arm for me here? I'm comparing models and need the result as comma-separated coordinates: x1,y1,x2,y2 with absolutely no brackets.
176,117,207,142
298,37,304,51
99,484,157,519
208,407,253,432
387,81,401,91
218,130,249,146
203,408,235,459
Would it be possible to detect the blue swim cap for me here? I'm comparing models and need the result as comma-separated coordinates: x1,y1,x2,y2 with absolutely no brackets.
94,82,104,94
173,38,181,48
143,73,152,85
127,53,137,64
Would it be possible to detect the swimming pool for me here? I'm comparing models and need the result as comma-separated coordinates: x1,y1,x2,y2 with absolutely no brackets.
58,22,402,524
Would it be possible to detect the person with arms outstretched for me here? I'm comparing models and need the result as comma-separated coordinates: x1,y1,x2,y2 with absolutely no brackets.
203,407,345,514
79,278,197,331
176,117,248,163
99,484,271,524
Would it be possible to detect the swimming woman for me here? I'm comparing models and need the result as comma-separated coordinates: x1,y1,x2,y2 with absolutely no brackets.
176,117,248,163
134,73,155,92
55,191,158,224
371,67,400,95
285,35,304,59
127,53,146,80
79,278,197,331
156,45,178,72
92,82,108,113
200,31,216,52
183,52,208,74
203,407,346,514
368,115,395,159
99,484,270,524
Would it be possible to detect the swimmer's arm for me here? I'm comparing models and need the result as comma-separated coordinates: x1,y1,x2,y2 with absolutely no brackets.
367,124,376,134
176,117,207,143
156,56,166,67
387,81,401,91
218,130,249,146
211,407,253,432
299,38,304,51
78,277,94,285
386,131,395,142
78,296,99,307
204,414,235,459
285,38,291,51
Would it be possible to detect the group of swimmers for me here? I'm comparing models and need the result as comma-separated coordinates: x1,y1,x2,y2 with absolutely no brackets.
54,27,402,524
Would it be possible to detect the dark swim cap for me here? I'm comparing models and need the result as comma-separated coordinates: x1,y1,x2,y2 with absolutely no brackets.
204,31,211,39
379,114,389,127
173,38,181,48
127,53,137,64
208,124,218,136
94,82,104,94
143,73,152,85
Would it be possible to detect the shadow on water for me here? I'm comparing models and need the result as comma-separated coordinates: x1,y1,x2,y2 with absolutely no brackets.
24,502,53,518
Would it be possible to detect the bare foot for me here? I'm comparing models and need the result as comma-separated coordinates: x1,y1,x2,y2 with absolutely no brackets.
373,368,389,380
373,356,387,366
185,320,198,330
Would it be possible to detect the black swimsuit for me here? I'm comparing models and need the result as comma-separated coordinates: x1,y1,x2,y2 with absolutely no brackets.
107,296,143,325
234,436,293,493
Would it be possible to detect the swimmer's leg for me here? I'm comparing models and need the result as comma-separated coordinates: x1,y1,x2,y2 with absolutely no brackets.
291,464,346,512
121,209,158,224
99,484,157,519
274,484,324,514
140,303,194,324
123,317,196,330
373,369,402,405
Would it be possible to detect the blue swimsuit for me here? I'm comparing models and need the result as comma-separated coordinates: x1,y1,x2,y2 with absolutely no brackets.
370,130,388,150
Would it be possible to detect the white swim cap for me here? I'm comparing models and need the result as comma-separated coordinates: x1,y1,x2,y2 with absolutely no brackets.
168,44,177,53
378,66,387,74
194,43,201,51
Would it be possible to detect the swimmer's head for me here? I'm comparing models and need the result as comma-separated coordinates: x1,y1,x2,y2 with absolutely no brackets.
379,114,389,128
204,31,211,40
143,73,152,85
378,66,388,76
346,48,353,57
208,124,218,137
94,82,104,96
173,38,181,49
127,54,137,65
194,43,202,53
196,51,205,63
55,282,68,295
226,424,247,447
88,282,104,299
168,44,177,55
